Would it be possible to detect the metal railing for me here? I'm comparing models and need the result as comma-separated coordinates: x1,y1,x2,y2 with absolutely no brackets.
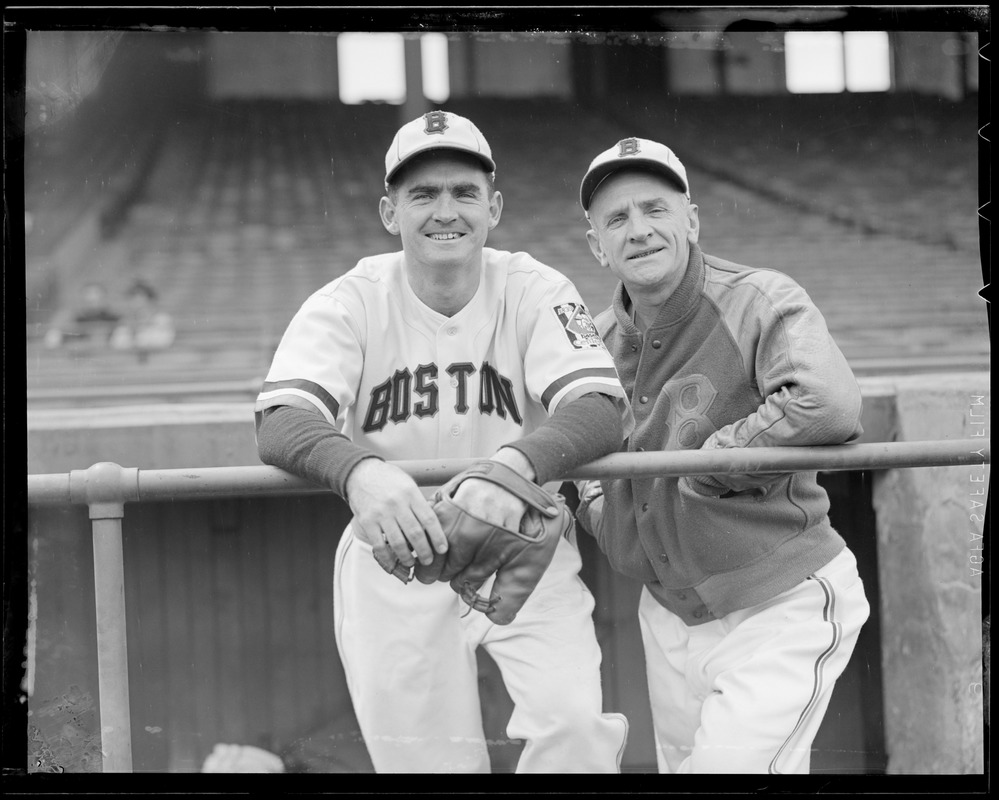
26,438,991,772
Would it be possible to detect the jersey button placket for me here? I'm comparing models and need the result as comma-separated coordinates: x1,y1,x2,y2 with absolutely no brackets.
437,324,466,456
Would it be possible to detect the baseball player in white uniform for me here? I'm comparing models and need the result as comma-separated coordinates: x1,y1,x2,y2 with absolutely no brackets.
254,111,632,773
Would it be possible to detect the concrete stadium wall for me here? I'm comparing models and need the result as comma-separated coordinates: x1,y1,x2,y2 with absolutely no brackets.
25,373,989,773
27,404,261,474
200,31,573,102
206,32,340,99
186,28,984,104
722,31,787,95
23,28,979,124
865,374,988,774
448,34,573,99
662,29,976,99
664,32,723,94
893,31,978,101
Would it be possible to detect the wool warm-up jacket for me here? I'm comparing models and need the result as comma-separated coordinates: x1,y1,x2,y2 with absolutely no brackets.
579,243,864,625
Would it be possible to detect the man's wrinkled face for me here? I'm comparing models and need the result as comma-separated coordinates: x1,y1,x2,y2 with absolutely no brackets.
586,169,699,293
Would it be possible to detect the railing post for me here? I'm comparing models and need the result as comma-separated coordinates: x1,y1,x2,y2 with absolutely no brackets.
70,462,139,773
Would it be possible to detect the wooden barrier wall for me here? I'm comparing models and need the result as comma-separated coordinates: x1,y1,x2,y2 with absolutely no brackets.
34,378,987,774
26,468,884,773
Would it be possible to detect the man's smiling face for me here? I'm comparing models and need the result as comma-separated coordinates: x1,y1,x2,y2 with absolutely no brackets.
585,169,699,296
379,151,502,272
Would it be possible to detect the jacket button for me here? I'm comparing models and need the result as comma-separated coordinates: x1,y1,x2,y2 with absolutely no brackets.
659,553,668,563
641,503,649,511
631,345,638,352
640,396,649,404
693,610,703,619
652,340,662,349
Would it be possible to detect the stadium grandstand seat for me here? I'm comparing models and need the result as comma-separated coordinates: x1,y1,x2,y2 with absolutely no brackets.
26,93,986,409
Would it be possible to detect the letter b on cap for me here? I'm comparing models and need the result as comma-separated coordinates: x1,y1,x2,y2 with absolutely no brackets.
424,111,449,135
618,138,641,157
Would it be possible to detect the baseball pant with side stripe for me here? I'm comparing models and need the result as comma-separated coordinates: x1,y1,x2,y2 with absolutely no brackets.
639,546,870,774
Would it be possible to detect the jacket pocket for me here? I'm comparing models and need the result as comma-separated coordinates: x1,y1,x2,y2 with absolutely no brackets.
676,477,784,572
684,474,729,497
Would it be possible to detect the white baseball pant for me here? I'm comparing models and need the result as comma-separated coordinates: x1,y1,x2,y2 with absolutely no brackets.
639,546,870,774
334,527,629,773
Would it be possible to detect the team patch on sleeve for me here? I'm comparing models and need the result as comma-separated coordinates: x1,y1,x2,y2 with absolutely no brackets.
552,302,605,350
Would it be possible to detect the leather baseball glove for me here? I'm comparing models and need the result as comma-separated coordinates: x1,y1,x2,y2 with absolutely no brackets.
414,460,572,625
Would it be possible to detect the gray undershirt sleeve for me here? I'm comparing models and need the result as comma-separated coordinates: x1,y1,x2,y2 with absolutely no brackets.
502,392,625,485
256,391,624,496
256,405,382,498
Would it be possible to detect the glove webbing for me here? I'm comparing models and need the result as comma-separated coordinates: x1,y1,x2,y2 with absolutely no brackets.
442,460,559,518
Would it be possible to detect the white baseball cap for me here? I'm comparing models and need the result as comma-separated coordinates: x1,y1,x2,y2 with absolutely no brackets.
384,110,496,185
580,137,690,213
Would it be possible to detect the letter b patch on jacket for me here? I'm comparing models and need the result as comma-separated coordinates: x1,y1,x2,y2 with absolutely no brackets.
661,375,718,449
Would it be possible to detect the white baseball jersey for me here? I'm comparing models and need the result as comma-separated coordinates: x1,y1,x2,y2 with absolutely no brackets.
256,245,633,773
255,247,632,465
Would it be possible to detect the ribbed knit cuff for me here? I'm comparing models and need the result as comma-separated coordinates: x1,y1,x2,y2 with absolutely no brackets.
504,392,624,485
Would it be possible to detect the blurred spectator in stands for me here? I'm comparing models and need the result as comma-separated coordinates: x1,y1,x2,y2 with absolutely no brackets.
109,279,176,356
43,281,122,348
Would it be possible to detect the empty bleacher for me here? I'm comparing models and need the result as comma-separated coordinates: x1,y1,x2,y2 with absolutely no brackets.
24,92,987,409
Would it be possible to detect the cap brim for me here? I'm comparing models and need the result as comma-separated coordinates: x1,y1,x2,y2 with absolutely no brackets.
386,145,496,184
581,159,688,211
